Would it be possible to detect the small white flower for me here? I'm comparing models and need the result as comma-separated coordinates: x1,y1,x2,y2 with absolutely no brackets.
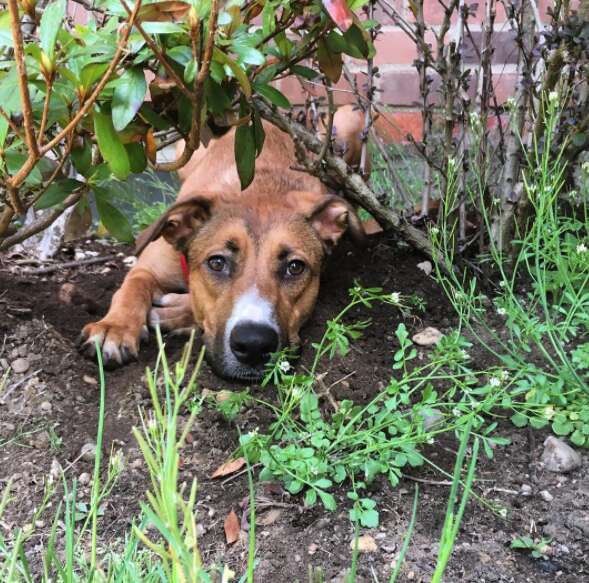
430,226,440,236
576,243,587,254
460,350,470,360
279,360,291,373
291,385,303,400
499,280,507,288
452,407,462,417
493,197,501,205
497,307,506,316
247,427,259,438
499,370,510,382
548,90,559,105
489,376,501,388
505,97,516,110
448,157,456,169
389,292,401,305
544,405,555,420
582,161,589,174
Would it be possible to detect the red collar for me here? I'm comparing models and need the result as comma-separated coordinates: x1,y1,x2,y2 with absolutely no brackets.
179,253,190,287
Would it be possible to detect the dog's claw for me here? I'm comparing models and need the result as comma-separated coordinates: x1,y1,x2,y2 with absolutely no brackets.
79,319,142,369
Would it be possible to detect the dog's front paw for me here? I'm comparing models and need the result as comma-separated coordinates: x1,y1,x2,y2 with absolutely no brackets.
148,293,195,335
78,319,148,368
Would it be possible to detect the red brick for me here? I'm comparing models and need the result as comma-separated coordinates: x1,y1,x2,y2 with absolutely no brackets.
417,1,508,25
277,73,364,106
377,68,442,107
372,29,437,65
375,110,423,142
68,2,88,24
491,69,518,103
463,29,519,64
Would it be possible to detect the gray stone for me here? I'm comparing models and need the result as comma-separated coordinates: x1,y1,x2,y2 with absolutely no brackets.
542,436,582,473
11,358,30,374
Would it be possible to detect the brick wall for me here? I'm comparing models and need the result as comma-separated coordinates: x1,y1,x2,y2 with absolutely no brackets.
275,1,575,143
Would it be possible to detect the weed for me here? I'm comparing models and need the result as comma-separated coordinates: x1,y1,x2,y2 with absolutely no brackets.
510,536,552,560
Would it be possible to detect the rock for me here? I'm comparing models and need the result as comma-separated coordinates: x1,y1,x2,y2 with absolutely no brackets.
520,484,532,496
78,472,91,485
418,408,444,431
352,534,378,553
123,256,137,267
0,358,8,369
83,375,98,386
11,358,30,374
308,543,318,555
542,436,582,473
412,327,443,347
417,260,433,276
540,490,554,503
39,401,52,414
80,442,97,462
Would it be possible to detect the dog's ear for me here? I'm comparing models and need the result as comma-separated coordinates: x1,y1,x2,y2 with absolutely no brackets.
308,196,366,249
134,195,213,256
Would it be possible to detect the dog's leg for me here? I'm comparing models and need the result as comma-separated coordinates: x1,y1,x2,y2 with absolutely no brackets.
148,292,195,335
79,267,161,367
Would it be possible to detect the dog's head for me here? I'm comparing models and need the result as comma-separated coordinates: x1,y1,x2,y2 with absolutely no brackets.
136,190,365,380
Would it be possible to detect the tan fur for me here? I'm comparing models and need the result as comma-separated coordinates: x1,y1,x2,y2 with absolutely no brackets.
80,108,367,375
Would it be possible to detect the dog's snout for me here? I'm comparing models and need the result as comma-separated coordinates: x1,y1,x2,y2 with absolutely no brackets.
229,323,279,366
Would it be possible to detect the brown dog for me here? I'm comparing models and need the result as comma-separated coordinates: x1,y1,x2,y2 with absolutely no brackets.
79,106,368,380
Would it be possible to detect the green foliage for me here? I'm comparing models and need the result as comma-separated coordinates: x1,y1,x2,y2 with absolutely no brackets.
432,92,589,446
0,0,375,244
511,536,552,560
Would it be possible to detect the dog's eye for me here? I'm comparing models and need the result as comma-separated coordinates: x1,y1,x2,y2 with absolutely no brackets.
286,259,306,277
207,255,226,272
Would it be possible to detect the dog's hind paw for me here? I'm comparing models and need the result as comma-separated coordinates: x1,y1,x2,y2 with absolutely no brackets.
78,320,148,369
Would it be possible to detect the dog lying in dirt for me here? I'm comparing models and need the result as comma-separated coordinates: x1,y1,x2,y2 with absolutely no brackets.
79,107,368,380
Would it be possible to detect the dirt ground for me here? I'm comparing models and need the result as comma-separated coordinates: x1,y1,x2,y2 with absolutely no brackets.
0,234,587,582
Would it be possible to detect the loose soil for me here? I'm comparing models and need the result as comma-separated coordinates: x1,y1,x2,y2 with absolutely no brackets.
0,234,587,582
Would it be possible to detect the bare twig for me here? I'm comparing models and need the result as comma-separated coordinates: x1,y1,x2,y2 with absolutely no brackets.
155,0,219,172
255,98,445,267
0,189,86,250
25,254,118,275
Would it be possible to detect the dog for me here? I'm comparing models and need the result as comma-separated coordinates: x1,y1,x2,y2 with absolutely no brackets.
79,106,369,380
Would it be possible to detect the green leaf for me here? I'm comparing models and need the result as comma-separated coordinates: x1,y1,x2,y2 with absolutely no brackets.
71,138,93,177
40,0,67,62
35,179,83,210
304,489,317,507
141,22,184,34
184,60,198,84
317,39,342,83
232,36,265,66
342,23,371,58
80,63,110,91
0,116,8,148
290,65,319,80
112,68,147,131
318,490,336,511
94,192,134,243
125,142,147,174
360,509,379,528
510,413,528,428
235,119,256,190
94,107,130,180
252,106,265,155
253,83,290,108
0,11,12,49
213,48,251,98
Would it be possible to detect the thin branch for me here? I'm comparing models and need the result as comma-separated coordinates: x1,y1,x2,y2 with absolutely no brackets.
38,0,143,158
38,78,54,146
255,98,445,268
155,0,219,172
0,106,23,140
314,79,335,170
7,0,38,159
0,189,85,250
121,0,194,102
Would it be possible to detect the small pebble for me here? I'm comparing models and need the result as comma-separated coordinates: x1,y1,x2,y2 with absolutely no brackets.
540,490,554,502
542,436,582,473
78,472,91,485
352,535,378,553
308,543,318,555
412,327,443,347
11,358,30,374
520,484,532,496
417,260,433,276
40,401,52,414
80,442,97,462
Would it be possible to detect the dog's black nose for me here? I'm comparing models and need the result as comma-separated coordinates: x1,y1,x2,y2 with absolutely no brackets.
229,323,279,366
